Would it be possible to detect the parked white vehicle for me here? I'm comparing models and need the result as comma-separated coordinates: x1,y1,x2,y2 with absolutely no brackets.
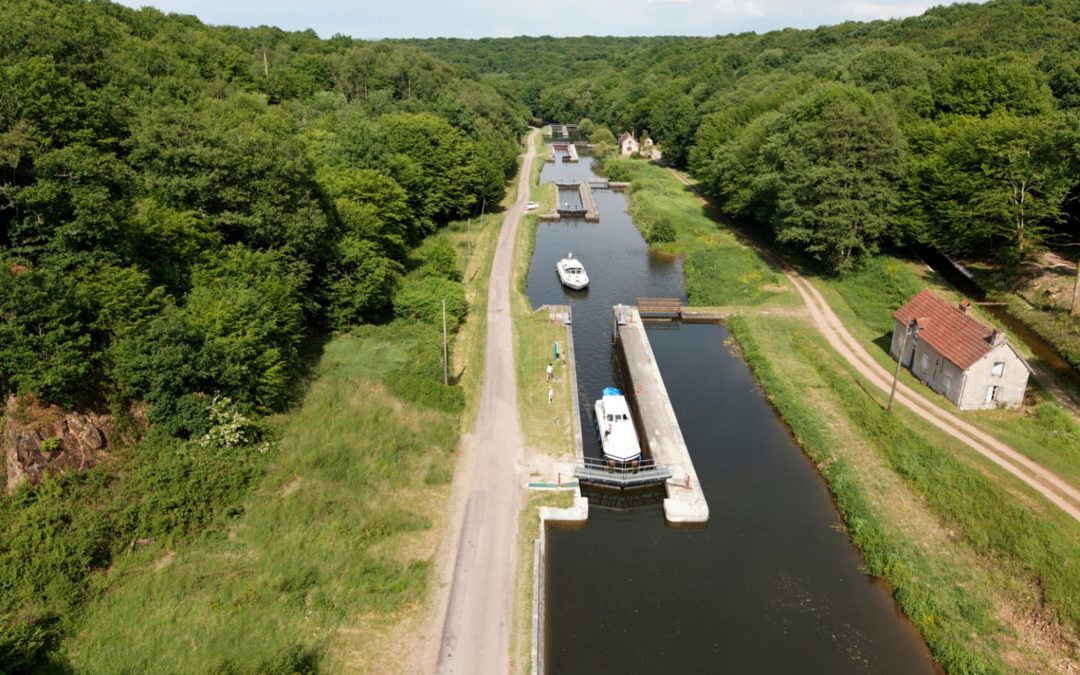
555,252,589,290
526,201,539,210
594,387,642,463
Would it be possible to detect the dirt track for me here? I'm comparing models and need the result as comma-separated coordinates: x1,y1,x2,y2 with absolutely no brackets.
669,168,1080,523
424,129,540,674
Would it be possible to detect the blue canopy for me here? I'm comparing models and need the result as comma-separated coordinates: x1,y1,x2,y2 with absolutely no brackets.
602,387,622,397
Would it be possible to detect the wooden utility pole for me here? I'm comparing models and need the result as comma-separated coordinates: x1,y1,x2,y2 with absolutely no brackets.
442,299,449,386
888,319,916,412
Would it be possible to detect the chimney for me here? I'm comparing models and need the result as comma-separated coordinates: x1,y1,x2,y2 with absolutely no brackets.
990,328,1006,346
958,301,972,314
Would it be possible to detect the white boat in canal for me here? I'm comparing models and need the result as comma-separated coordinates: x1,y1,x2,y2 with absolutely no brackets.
594,387,642,463
555,252,589,290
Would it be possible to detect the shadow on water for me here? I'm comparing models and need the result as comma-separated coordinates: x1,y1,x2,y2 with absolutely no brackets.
528,149,937,673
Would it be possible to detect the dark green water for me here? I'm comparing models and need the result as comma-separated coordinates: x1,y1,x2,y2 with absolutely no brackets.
528,150,937,673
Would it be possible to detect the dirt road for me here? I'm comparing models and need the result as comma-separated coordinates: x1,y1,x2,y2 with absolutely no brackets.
669,168,1080,523
427,129,540,674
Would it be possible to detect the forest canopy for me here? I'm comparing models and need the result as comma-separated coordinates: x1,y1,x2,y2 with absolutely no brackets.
0,0,526,433
402,0,1080,272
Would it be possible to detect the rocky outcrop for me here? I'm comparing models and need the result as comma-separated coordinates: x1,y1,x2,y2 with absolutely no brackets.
3,394,114,492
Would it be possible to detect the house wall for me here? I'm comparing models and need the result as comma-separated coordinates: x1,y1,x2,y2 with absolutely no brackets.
957,343,1029,410
908,339,958,403
890,319,916,366
890,320,1029,410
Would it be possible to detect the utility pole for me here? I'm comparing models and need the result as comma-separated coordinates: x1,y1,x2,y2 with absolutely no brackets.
261,47,268,76
442,299,449,386
888,319,916,412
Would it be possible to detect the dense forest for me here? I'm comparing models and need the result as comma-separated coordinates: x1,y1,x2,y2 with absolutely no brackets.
0,0,525,666
403,0,1080,272
3,0,1080,668
0,0,526,430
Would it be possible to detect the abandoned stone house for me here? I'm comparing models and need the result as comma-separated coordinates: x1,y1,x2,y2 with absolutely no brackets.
890,289,1031,410
618,132,639,156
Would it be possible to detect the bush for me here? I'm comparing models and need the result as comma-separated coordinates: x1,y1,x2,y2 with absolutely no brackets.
647,219,676,243
393,276,466,331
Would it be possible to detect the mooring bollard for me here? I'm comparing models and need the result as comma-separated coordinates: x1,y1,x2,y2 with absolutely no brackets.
685,475,691,490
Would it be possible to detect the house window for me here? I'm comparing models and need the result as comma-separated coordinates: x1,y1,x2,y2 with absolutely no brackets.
942,371,953,395
985,385,998,404
991,362,1004,377
919,352,929,374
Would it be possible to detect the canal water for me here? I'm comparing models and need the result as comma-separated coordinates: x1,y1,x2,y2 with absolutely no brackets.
528,150,937,672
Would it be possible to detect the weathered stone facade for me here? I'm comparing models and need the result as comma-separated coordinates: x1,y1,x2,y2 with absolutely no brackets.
891,290,1031,410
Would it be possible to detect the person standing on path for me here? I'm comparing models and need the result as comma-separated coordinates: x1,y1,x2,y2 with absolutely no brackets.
546,362,554,381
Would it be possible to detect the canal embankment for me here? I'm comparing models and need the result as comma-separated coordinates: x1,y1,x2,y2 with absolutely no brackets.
614,157,1080,671
530,148,942,673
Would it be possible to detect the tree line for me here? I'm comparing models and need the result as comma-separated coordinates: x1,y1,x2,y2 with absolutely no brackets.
0,0,526,436
403,0,1080,273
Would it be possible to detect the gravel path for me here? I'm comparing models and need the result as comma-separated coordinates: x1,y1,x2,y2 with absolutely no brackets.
669,168,1080,523
428,129,540,674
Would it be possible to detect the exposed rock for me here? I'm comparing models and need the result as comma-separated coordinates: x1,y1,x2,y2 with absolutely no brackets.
3,394,115,492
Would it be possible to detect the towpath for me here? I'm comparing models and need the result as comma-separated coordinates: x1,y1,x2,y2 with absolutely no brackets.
425,128,540,674
668,168,1080,523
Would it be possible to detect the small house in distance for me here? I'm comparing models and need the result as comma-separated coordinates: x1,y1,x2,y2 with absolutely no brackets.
618,132,639,156
890,289,1030,410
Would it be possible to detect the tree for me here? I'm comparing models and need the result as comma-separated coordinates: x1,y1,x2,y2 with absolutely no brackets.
904,113,1074,262
762,85,906,272
0,263,96,406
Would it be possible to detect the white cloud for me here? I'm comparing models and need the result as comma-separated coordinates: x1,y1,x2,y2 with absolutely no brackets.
647,0,695,4
713,0,764,17
840,2,931,18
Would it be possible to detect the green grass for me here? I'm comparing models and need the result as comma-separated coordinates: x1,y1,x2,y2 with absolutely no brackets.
822,252,1080,485
55,324,459,673
731,315,1080,673
624,160,1079,670
610,159,784,308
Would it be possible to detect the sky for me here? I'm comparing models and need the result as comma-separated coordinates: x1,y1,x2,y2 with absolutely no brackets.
113,0,989,40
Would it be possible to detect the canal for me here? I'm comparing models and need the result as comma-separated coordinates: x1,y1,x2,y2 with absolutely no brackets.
527,148,937,672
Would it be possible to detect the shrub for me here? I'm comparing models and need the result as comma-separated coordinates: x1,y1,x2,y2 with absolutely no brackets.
393,276,466,331
648,219,676,243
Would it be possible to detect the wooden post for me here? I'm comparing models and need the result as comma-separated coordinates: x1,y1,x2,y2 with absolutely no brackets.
888,319,915,412
442,299,448,386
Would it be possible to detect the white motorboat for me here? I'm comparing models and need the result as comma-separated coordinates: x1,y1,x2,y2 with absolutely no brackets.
594,387,642,463
555,252,589,290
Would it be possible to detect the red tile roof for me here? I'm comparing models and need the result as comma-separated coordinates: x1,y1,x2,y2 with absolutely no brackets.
893,289,995,370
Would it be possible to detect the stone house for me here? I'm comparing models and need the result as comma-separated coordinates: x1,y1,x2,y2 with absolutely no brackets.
641,136,661,160
618,132,639,156
890,289,1031,410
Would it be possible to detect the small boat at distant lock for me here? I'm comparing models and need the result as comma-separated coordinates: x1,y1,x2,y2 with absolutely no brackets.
556,252,589,290
594,387,642,464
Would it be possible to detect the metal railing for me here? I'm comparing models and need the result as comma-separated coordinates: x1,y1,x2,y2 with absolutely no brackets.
573,457,673,487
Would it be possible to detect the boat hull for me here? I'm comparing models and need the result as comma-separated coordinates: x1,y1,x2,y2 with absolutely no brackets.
594,388,641,463
556,255,589,290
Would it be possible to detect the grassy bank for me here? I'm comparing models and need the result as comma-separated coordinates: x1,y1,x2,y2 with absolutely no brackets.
620,160,1080,672
820,254,1080,485
57,323,459,673
967,262,1080,373
513,132,576,461
606,159,789,309
11,135,528,672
